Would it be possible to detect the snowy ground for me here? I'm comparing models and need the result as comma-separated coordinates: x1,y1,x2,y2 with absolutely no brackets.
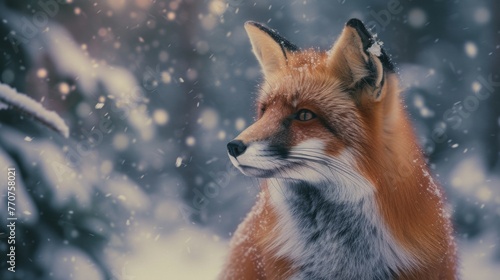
109,224,227,280
107,227,500,280
34,215,500,280
109,230,500,280
459,234,500,280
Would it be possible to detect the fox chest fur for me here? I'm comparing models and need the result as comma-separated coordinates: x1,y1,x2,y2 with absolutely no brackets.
221,19,457,280
264,179,408,279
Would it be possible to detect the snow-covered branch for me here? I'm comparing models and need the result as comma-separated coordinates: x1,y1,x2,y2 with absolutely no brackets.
0,83,69,138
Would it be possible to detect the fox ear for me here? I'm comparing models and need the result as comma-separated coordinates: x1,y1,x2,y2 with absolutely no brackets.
245,21,299,77
327,19,394,101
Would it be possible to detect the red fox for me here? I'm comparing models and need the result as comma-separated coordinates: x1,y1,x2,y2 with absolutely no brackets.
221,19,457,280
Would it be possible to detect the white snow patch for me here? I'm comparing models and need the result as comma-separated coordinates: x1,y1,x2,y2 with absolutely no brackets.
109,225,225,280
43,24,97,94
105,177,149,210
175,157,183,168
0,83,69,138
422,168,442,198
31,142,92,207
450,157,485,192
367,38,383,57
0,148,38,224
461,234,500,280
39,245,103,280
42,24,153,141
95,102,105,109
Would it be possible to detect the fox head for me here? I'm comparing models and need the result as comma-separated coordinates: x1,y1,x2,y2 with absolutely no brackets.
227,19,402,185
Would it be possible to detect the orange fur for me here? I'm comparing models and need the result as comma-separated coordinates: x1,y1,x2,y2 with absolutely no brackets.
219,182,295,280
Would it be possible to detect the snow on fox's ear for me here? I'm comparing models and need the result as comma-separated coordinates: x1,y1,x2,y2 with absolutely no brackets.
328,19,394,101
245,21,299,77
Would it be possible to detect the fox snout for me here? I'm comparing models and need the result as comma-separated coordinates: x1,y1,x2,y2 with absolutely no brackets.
227,140,247,158
226,136,287,178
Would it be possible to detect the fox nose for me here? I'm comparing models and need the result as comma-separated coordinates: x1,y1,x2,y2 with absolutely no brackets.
227,140,247,158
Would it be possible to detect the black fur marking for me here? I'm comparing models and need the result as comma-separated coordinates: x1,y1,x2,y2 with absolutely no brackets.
346,18,372,51
379,48,395,72
282,181,395,279
269,144,290,159
346,18,395,72
246,21,299,60
319,118,339,138
282,116,293,129
365,59,379,87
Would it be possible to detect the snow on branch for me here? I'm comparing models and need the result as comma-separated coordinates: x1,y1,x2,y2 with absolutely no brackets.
0,83,69,138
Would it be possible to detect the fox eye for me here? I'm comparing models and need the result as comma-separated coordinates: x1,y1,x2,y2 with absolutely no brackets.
295,109,316,121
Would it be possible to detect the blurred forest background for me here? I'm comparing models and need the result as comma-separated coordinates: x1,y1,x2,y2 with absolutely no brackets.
0,0,499,279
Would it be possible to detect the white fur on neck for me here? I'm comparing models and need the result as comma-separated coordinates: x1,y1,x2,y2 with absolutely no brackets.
266,148,420,277
284,140,374,202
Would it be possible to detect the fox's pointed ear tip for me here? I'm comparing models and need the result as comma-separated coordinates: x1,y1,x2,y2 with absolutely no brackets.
345,18,366,29
244,21,263,33
245,21,261,28
344,18,373,45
